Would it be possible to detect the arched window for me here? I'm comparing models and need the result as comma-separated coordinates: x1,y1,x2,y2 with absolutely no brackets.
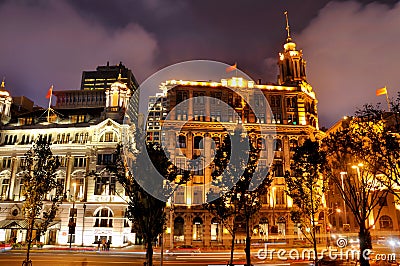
211,136,220,149
193,136,203,149
100,131,118,142
277,216,286,236
274,139,282,151
211,217,221,241
94,208,113,227
177,135,186,148
289,139,298,151
379,215,393,229
174,217,184,242
259,217,269,240
257,138,266,150
193,217,203,241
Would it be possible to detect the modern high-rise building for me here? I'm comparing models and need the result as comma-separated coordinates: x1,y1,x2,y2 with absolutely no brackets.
80,62,138,92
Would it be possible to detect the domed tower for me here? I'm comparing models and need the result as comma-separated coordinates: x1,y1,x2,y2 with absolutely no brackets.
0,79,12,125
277,12,307,85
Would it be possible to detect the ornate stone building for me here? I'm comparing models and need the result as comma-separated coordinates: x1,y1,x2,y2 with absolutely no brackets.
146,32,324,248
0,63,139,247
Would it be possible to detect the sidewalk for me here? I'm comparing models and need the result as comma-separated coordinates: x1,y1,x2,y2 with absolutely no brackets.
6,244,146,254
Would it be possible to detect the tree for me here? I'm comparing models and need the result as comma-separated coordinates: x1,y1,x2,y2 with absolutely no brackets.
351,99,400,203
21,136,63,266
109,139,190,266
324,117,392,266
285,139,327,265
206,128,272,266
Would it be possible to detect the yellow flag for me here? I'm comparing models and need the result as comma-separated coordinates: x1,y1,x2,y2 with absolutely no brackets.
376,87,387,96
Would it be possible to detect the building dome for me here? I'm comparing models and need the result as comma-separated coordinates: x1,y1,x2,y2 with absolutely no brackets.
105,73,132,110
0,79,12,125
110,73,129,92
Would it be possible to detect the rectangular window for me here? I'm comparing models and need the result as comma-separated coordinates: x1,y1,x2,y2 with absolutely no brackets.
2,157,12,169
193,187,203,205
74,157,86,167
175,186,185,204
276,187,285,205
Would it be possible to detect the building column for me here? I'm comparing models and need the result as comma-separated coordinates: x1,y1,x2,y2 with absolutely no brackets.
8,156,18,200
65,154,73,197
188,91,193,121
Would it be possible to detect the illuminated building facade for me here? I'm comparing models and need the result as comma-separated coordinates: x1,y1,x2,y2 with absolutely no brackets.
146,92,167,143
0,64,139,247
325,117,400,239
147,33,324,248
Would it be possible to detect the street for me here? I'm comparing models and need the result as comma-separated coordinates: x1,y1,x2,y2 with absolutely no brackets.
0,250,249,266
1,245,399,266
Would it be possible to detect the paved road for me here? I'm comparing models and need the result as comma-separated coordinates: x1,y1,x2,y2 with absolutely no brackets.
0,251,249,266
1,245,398,266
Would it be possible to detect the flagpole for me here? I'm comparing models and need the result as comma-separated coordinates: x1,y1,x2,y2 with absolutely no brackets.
47,85,53,123
385,87,391,112
235,62,238,77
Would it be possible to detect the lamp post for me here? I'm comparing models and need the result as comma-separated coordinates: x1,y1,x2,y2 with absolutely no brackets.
339,172,348,222
81,203,86,247
351,163,364,225
69,183,76,249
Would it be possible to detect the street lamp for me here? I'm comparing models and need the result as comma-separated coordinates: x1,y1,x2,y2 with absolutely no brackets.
339,172,348,221
69,183,76,249
81,203,86,247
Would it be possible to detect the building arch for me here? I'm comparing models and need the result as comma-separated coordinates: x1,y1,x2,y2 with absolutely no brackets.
192,216,203,241
99,130,119,142
174,216,184,242
94,207,114,227
379,215,393,229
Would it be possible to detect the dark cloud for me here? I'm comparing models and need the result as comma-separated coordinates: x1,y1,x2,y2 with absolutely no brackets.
296,0,400,127
0,0,158,107
0,0,399,128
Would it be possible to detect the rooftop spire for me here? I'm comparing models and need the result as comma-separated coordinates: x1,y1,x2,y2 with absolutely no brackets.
284,11,292,42
0,77,5,89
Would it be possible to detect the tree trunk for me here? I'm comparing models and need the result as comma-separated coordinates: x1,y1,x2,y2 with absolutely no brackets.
146,240,154,266
229,232,236,266
24,222,33,266
312,224,318,266
359,225,372,266
245,217,251,266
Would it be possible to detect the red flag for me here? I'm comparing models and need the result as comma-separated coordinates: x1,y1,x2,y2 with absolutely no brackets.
46,85,53,99
226,63,237,73
376,87,387,96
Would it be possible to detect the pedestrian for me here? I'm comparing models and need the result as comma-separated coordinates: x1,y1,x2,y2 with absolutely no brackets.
101,238,106,251
106,239,111,251
97,240,100,251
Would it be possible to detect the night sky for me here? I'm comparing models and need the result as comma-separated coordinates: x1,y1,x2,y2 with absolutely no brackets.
0,0,399,128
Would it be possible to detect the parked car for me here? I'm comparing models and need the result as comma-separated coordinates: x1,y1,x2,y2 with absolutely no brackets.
165,245,201,255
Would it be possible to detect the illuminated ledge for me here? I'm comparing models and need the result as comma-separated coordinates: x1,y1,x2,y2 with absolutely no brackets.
159,77,315,99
